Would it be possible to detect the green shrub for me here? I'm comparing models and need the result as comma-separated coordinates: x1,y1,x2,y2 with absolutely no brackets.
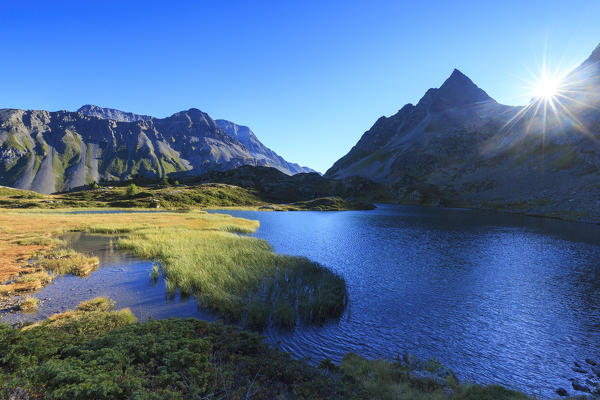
126,183,139,197
0,305,365,400
456,385,530,400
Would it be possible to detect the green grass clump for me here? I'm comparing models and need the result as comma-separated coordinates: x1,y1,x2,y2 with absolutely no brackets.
15,236,65,246
117,223,347,329
18,297,38,313
75,297,115,312
37,248,99,277
84,225,140,234
13,271,52,284
126,183,140,197
149,263,159,282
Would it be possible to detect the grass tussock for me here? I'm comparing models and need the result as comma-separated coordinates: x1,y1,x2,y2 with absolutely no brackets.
149,264,160,282
17,297,38,313
36,248,99,277
15,236,65,246
75,297,116,312
83,225,141,234
21,297,136,333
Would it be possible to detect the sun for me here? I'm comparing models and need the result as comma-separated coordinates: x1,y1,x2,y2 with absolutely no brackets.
531,74,562,101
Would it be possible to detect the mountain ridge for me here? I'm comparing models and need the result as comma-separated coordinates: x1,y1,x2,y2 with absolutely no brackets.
0,105,313,193
326,44,600,223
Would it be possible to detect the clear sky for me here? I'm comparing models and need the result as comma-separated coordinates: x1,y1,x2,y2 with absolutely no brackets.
2,1,599,173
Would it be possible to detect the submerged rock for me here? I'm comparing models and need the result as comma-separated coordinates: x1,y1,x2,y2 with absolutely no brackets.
556,387,568,397
571,380,591,393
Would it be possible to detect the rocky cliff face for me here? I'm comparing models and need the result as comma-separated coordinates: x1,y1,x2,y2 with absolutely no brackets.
215,120,314,175
77,105,152,123
0,106,313,193
327,45,600,222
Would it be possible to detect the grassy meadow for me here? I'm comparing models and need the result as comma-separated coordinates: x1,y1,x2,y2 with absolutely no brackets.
0,208,347,329
0,183,372,211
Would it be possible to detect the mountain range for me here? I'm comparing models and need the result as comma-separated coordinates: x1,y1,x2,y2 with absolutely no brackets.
0,105,313,193
2,44,599,222
326,43,600,223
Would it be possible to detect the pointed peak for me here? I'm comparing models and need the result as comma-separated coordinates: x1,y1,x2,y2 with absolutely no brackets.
418,68,495,112
447,68,469,80
440,68,478,90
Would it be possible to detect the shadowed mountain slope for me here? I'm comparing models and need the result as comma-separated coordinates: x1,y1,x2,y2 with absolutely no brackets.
327,45,600,223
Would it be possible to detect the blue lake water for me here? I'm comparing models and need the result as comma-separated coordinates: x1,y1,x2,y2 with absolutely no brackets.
5,205,600,397
212,205,600,397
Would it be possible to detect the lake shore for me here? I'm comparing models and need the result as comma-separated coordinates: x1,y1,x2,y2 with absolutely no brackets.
1,206,598,398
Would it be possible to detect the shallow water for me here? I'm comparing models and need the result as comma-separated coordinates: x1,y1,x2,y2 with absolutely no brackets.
4,232,219,324
5,205,600,397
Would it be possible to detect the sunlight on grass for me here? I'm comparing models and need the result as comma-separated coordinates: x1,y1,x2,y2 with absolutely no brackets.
0,209,347,329
116,225,347,329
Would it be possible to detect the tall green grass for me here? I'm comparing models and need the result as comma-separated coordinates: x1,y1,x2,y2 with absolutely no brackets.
112,217,347,329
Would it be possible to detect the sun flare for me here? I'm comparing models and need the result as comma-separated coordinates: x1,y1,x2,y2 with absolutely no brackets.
531,74,562,100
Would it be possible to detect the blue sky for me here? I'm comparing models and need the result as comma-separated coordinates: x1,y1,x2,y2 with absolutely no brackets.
2,1,599,173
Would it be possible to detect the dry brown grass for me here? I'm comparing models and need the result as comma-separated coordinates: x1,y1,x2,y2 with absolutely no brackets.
0,209,259,299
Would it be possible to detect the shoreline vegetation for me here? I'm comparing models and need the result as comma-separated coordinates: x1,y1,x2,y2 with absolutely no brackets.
0,298,548,400
0,209,347,329
0,183,375,211
0,200,595,398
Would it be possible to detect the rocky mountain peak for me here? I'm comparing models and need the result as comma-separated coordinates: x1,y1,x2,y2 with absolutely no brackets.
419,69,495,112
77,104,152,122
177,108,210,120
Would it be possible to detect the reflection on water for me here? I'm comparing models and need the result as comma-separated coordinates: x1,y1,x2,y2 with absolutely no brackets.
5,205,600,397
211,205,600,398
4,232,219,324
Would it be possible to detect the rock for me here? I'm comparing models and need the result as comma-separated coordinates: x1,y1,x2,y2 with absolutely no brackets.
573,367,588,374
592,366,600,378
572,380,591,393
556,388,569,397
586,359,598,366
